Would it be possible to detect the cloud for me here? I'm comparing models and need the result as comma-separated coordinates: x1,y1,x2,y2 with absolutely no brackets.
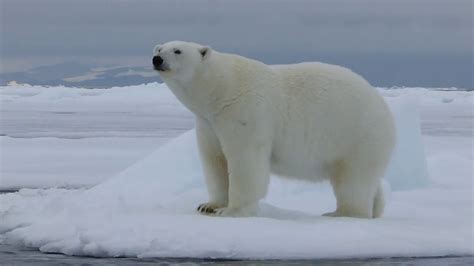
1,0,472,57
1,0,472,87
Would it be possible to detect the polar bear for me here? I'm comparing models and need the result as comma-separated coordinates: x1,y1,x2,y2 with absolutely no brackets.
152,41,395,218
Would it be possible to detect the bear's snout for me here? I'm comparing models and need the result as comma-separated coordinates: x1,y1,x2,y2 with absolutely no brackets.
153,56,164,69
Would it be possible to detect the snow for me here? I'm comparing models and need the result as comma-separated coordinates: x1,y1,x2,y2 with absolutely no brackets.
0,137,163,189
1,83,193,189
0,84,472,259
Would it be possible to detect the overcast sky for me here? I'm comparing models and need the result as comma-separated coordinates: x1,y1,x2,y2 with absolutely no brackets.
1,0,472,87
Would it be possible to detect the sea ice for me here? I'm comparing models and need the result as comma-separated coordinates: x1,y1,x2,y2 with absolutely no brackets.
0,84,472,259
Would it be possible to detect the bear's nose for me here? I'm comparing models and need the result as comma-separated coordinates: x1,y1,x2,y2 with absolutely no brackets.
152,56,163,67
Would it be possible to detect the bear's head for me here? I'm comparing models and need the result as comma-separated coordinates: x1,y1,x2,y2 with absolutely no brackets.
152,41,211,81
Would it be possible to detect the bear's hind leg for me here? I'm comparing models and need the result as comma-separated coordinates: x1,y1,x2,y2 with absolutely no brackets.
324,159,382,218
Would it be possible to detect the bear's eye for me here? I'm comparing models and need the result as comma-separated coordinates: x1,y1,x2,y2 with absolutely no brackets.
174,49,181,54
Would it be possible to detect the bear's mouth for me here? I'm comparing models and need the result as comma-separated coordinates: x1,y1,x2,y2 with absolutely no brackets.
154,65,168,72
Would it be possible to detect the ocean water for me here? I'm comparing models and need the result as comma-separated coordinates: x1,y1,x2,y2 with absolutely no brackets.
0,243,472,265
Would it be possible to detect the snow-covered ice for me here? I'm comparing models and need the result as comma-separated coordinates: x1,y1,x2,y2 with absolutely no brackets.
1,83,193,189
0,137,163,189
0,83,192,139
0,84,472,259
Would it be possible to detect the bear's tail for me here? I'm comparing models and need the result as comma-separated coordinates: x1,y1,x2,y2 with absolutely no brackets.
373,182,385,218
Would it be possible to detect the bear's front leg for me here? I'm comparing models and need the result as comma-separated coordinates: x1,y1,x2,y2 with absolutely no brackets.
211,127,272,217
196,118,229,215
214,148,271,217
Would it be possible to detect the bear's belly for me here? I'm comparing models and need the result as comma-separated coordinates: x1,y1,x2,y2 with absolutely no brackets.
269,144,331,181
267,117,347,181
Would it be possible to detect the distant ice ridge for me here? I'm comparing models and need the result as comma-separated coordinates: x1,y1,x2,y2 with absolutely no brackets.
0,82,179,109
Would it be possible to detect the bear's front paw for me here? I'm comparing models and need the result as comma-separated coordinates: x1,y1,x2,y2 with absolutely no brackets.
211,204,259,217
197,202,224,214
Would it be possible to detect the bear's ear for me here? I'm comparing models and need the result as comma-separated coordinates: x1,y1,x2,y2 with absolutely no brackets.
199,46,211,59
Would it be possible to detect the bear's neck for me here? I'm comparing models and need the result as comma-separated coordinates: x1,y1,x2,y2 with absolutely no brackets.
163,54,237,121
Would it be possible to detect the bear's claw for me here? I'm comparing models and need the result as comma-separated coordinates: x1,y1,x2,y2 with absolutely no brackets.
197,203,220,214
198,204,258,217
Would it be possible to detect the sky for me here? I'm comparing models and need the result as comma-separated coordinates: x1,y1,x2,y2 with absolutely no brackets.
0,0,473,87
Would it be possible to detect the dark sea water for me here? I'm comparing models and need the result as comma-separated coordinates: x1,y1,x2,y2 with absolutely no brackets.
1,244,472,266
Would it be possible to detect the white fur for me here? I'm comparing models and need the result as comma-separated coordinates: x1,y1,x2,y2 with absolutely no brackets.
153,41,396,218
